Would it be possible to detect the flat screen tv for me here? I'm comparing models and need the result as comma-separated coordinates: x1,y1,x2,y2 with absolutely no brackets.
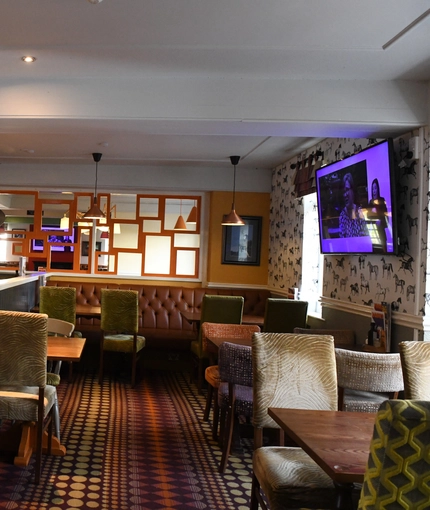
31,225,76,252
315,139,397,255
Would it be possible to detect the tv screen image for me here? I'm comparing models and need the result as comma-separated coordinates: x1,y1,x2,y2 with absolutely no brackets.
315,140,397,255
31,226,76,252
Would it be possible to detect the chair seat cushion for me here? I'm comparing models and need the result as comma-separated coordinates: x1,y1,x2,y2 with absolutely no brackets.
0,385,57,421
253,446,335,507
218,381,253,416
103,334,146,353
205,365,220,387
47,372,61,386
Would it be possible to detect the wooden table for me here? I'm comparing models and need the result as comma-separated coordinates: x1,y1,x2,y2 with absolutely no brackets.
180,310,263,333
0,337,86,468
75,304,101,318
268,407,375,509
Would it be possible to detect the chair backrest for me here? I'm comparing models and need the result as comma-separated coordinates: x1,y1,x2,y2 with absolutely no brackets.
263,298,308,333
294,327,355,347
200,295,244,325
252,332,338,430
0,310,48,388
101,289,139,333
358,400,430,509
47,317,75,337
40,286,76,325
219,341,253,387
201,322,260,352
399,341,430,399
335,348,404,393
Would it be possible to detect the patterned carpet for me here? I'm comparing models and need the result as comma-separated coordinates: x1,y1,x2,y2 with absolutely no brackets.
0,370,253,510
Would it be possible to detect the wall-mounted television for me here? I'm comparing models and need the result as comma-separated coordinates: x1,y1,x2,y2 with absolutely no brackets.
315,139,397,255
31,225,76,252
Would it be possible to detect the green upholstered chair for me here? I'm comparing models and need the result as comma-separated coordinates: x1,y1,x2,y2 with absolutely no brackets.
46,317,75,441
399,340,430,399
40,286,82,380
358,399,430,509
99,289,146,388
190,295,244,393
251,332,338,510
263,298,308,333
0,310,56,484
40,286,78,327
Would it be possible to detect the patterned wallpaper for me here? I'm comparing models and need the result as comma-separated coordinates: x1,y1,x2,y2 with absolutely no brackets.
268,131,430,321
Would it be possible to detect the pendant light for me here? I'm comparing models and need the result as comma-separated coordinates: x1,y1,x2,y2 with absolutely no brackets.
186,200,198,224
84,153,105,219
174,199,188,230
222,155,244,226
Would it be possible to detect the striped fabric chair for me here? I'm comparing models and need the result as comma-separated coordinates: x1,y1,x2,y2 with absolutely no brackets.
358,400,430,509
0,311,56,484
251,332,338,510
399,340,430,399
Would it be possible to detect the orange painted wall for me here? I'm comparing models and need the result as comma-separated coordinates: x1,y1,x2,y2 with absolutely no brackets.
207,191,270,286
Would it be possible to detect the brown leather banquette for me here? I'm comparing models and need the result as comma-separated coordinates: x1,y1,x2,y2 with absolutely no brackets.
45,280,270,351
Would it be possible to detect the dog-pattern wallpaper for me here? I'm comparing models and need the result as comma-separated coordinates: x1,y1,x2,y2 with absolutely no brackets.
268,131,430,324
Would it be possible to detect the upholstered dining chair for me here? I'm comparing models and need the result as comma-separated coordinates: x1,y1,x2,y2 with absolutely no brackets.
0,310,56,484
46,317,75,441
190,295,244,393
263,298,308,333
40,286,82,379
99,289,146,388
358,399,430,509
201,322,260,440
251,332,338,510
217,341,253,473
399,340,430,399
335,348,404,412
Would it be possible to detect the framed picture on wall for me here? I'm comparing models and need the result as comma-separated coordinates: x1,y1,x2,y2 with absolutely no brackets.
222,216,262,266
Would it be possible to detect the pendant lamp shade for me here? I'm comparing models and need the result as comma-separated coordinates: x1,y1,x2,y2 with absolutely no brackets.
186,204,198,224
84,153,105,220
100,230,109,239
174,199,188,230
60,213,69,230
221,155,245,226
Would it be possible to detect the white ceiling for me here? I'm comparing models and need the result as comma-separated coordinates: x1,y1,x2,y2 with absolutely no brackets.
1,0,430,172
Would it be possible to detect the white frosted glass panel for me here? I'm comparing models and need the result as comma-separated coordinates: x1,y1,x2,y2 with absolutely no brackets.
145,236,171,274
143,219,162,233
112,194,136,220
108,255,115,272
176,250,196,275
117,252,142,275
140,198,159,217
174,233,200,248
112,223,138,249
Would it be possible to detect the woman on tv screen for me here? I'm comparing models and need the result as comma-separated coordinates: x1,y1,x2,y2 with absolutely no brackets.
339,172,368,238
367,177,388,252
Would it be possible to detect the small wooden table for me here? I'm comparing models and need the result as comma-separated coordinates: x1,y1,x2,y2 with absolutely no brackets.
75,304,101,318
268,407,375,509
0,337,86,468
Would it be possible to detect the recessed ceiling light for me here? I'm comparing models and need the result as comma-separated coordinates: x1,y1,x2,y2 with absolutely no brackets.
22,56,36,63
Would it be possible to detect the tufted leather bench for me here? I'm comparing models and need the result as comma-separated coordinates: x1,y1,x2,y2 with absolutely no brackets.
45,281,270,352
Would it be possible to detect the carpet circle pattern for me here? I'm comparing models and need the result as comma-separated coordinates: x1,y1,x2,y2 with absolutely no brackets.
0,371,253,509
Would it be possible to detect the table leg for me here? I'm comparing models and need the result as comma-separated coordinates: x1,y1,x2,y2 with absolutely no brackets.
334,482,355,510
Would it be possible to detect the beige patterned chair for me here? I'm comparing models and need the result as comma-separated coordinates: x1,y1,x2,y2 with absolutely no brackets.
399,340,430,399
201,322,260,440
358,399,430,509
46,317,75,441
250,332,338,510
99,289,146,388
0,311,56,484
335,348,404,413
